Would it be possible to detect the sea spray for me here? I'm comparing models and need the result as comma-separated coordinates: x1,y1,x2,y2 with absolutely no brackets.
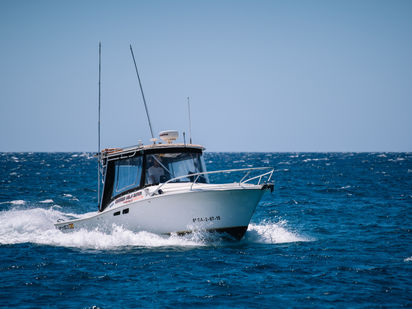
245,220,309,244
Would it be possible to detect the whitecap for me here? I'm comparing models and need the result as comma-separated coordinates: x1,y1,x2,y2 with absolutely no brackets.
7,200,26,205
39,199,54,204
303,158,328,163
389,157,406,162
79,152,93,159
62,193,79,201
404,256,412,262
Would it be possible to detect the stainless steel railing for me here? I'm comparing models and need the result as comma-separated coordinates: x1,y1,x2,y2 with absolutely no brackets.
151,167,274,196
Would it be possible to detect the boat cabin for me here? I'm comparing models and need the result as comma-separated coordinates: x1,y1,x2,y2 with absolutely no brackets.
99,143,208,212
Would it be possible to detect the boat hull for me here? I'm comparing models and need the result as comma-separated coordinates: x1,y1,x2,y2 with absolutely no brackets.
55,185,267,240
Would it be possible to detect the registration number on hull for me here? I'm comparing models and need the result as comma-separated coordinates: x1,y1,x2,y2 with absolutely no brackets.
192,216,221,223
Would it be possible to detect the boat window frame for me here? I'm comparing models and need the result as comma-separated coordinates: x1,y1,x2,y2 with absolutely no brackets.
144,151,208,185
143,147,205,185
111,156,143,198
100,151,145,210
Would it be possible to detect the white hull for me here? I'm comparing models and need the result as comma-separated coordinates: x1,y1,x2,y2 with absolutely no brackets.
55,183,267,240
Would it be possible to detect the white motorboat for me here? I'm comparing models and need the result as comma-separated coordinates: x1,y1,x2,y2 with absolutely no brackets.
55,131,274,240
55,44,274,240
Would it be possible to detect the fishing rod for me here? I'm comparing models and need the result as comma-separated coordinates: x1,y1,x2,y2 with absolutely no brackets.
130,45,155,141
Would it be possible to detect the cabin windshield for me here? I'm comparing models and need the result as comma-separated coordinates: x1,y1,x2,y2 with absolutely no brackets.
145,152,208,185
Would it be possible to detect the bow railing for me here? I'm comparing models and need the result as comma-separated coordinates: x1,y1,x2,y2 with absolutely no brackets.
151,167,274,196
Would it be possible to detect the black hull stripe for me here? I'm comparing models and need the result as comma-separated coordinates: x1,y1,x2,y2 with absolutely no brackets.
171,226,248,241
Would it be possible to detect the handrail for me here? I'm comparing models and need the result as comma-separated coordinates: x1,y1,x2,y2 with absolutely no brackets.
151,167,274,196
241,170,274,185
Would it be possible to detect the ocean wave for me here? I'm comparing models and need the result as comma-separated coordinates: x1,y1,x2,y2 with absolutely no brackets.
404,256,412,262
0,200,26,205
278,161,291,165
389,157,406,162
302,158,329,163
63,193,79,201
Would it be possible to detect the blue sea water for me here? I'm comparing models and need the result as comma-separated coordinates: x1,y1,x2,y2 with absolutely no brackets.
0,152,411,308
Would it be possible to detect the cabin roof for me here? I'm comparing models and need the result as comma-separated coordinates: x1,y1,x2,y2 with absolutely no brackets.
101,143,205,159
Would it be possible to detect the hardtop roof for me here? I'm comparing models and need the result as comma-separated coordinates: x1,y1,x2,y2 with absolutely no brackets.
101,143,205,160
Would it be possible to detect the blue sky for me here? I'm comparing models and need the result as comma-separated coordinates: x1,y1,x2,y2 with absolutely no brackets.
1,0,411,152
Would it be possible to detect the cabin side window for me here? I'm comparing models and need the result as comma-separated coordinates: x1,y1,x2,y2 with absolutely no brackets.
112,156,143,197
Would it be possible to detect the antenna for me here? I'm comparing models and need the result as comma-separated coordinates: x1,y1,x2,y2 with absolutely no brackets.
97,42,101,208
130,45,155,140
187,97,192,144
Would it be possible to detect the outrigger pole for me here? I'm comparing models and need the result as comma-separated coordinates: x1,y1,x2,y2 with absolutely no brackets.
187,97,192,144
97,42,102,208
129,45,155,140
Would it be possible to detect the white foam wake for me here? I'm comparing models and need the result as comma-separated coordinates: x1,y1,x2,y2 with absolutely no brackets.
0,208,201,249
0,208,307,249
